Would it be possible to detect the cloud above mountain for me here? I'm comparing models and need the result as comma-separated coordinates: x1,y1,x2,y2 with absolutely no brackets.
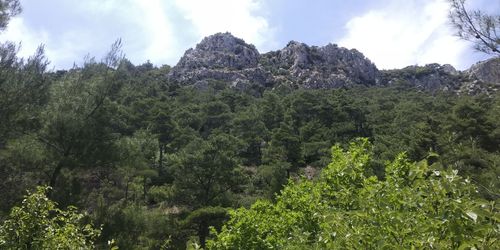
0,0,275,69
338,0,464,69
0,0,495,70
173,0,276,52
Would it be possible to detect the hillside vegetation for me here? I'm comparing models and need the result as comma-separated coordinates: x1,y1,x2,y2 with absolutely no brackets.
0,2,499,246
0,46,498,248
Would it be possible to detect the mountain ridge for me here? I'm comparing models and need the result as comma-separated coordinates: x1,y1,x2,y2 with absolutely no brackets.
168,32,499,94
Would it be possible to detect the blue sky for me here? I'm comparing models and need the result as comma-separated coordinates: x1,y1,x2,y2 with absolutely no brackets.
1,0,497,70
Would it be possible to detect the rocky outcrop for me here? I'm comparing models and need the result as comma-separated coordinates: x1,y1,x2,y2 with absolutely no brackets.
380,58,499,94
466,57,500,85
260,42,378,88
174,32,259,70
381,64,463,91
169,32,378,90
168,32,499,94
168,32,271,88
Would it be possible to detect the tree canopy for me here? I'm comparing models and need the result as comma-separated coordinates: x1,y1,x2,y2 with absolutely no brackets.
0,186,100,249
209,139,499,249
0,2,498,247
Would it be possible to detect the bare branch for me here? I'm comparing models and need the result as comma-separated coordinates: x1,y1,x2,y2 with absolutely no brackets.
448,0,500,55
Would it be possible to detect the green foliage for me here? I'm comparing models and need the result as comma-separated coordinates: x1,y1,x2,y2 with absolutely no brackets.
0,41,51,213
0,44,50,142
230,107,268,165
209,139,499,249
182,206,229,249
1,22,499,248
169,133,246,208
2,75,499,248
0,186,99,249
95,202,179,250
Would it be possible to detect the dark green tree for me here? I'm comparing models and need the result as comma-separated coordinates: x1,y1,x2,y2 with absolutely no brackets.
182,206,228,249
230,107,268,165
29,41,124,198
200,100,232,137
259,91,284,130
0,45,50,144
169,134,245,208
0,11,51,210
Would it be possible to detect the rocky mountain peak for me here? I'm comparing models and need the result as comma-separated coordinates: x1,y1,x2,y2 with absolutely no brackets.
180,32,259,70
278,40,313,69
168,33,498,94
169,33,260,84
195,32,258,55
381,63,462,91
260,41,379,88
169,34,380,90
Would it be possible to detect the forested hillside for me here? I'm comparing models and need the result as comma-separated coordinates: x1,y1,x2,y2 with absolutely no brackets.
1,44,499,248
1,1,499,249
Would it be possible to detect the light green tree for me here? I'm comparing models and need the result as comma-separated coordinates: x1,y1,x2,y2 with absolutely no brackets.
0,186,100,249
209,138,499,249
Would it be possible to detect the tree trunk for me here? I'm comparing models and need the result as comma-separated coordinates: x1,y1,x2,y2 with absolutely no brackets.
48,161,64,198
198,222,209,249
159,143,164,169
125,179,129,201
143,177,147,203
48,148,71,198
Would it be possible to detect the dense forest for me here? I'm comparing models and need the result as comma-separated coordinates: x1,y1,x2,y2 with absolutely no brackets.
1,1,499,249
1,43,499,249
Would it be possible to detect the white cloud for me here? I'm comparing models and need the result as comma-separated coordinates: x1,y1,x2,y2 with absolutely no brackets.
128,0,178,64
0,17,78,69
338,0,472,70
0,0,182,68
1,0,275,69
173,0,276,52
0,17,50,59
75,0,180,65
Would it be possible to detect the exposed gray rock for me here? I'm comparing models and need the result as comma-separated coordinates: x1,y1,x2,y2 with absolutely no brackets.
169,33,379,90
259,42,379,89
466,57,499,85
380,61,499,95
168,32,498,94
381,64,463,91
169,32,261,85
179,32,259,70
442,64,459,76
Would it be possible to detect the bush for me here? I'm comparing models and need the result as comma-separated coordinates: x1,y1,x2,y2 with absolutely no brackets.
208,139,499,249
0,186,99,249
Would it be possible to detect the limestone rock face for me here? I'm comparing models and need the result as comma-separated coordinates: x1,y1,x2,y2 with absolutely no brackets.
466,57,500,85
380,59,499,94
169,33,379,90
381,64,462,91
168,32,498,94
177,32,259,70
169,32,265,86
260,42,379,89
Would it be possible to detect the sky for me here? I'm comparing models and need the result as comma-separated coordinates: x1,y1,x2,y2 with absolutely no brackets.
1,0,497,70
